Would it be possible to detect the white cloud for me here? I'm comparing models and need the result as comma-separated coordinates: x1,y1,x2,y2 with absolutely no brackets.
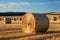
0,1,60,8
19,2,29,5
0,2,30,8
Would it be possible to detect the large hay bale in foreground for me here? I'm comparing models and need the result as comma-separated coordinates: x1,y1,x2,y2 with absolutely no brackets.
22,12,49,33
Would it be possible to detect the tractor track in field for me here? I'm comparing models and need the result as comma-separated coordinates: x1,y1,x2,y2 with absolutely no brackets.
0,30,60,40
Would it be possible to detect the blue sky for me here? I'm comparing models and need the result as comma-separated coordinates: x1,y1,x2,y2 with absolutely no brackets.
0,0,60,13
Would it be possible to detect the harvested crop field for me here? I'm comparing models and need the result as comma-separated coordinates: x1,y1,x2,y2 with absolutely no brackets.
0,30,60,40
0,12,60,40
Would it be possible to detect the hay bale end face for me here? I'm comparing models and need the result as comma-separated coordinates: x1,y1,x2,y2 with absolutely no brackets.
22,12,36,33
22,12,49,33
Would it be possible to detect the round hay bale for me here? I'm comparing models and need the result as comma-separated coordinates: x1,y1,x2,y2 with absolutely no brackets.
22,12,49,33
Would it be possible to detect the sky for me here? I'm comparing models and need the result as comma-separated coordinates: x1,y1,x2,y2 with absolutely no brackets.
0,0,60,13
